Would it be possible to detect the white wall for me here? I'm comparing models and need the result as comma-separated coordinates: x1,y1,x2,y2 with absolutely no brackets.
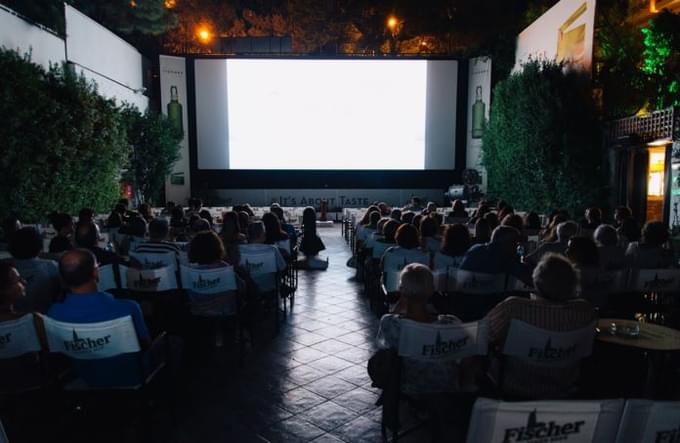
515,0,597,72
65,5,148,111
0,5,65,69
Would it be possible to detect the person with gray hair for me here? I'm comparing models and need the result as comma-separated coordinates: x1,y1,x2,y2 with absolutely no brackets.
524,221,578,267
594,224,625,270
486,253,596,399
459,225,532,284
376,264,464,394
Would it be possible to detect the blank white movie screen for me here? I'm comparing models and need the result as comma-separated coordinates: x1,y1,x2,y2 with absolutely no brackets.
194,59,457,170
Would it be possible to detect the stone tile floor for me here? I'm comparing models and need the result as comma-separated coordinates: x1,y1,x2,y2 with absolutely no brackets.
170,226,416,442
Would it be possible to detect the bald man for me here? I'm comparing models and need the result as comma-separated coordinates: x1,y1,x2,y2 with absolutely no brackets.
48,249,151,386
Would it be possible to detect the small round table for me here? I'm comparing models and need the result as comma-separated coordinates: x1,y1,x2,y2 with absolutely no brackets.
597,318,680,351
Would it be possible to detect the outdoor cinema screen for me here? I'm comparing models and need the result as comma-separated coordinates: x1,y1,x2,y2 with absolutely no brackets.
194,58,458,170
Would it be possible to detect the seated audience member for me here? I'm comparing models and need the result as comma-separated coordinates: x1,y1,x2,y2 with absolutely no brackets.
411,214,423,230
1,215,22,251
77,208,96,226
540,211,568,243
625,221,674,269
401,211,415,225
9,227,60,313
501,214,526,241
107,210,122,230
390,209,402,222
382,224,429,272
300,206,328,269
239,222,287,287
48,249,151,386
403,197,423,213
523,212,542,233
430,212,444,231
473,218,491,245
498,205,514,224
75,222,118,266
263,212,291,257
199,209,214,227
524,221,578,267
135,218,180,257
270,205,297,245
220,211,246,266
459,226,531,284
161,201,175,216
581,207,602,231
484,212,499,232
137,203,154,223
378,202,391,217
614,206,632,228
190,217,211,237
0,262,28,321
170,206,188,241
448,199,468,219
187,197,203,217
425,201,437,214
376,264,462,394
486,253,596,399
594,225,625,270
118,214,147,255
496,200,508,213
237,211,250,235
566,236,600,271
433,224,471,270
188,231,229,268
48,212,74,253
618,217,641,246
472,203,491,222
419,216,441,255
373,219,400,254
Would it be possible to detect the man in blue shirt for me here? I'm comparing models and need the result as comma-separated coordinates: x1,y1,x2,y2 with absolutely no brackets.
459,225,532,284
48,249,151,386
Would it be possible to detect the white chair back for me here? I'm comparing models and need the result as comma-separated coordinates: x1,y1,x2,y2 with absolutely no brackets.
97,264,117,292
129,251,177,271
466,398,624,443
42,315,140,359
240,251,278,276
276,239,292,253
615,400,680,443
629,269,680,293
455,270,506,294
180,265,238,294
120,265,178,292
0,315,41,359
398,318,488,361
382,250,429,271
502,320,596,367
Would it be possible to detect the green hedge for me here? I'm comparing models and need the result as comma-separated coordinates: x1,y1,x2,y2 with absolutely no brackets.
0,49,129,222
481,60,607,215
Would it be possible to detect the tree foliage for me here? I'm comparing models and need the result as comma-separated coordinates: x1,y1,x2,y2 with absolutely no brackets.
0,49,129,222
641,9,680,110
481,60,606,215
120,106,182,205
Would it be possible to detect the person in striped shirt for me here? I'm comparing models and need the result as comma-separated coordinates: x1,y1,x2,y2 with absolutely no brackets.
134,218,180,257
486,253,596,399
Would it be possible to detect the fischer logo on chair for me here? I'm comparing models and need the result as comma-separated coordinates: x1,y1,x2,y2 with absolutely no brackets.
655,426,680,443
527,338,577,362
421,331,469,357
502,410,586,442
132,273,161,289
192,275,221,290
0,333,12,348
63,330,112,354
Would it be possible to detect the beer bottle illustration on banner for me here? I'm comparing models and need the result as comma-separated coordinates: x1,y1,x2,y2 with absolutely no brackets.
167,85,183,137
471,85,485,139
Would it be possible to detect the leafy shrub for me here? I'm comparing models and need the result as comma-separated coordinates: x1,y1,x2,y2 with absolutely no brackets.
119,105,181,205
0,49,129,222
481,60,607,215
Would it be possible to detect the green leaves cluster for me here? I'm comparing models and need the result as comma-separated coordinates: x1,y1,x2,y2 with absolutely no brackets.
120,106,182,205
0,48,181,223
640,10,680,110
481,60,606,216
0,49,128,223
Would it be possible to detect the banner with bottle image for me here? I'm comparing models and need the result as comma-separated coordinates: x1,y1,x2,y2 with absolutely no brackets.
160,55,191,205
466,57,491,192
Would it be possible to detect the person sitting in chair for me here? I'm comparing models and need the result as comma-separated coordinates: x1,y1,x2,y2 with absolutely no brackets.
299,207,328,270
48,249,151,386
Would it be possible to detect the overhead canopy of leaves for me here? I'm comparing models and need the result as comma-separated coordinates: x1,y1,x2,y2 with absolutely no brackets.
481,60,606,215
0,48,129,223
120,106,182,205
640,9,680,110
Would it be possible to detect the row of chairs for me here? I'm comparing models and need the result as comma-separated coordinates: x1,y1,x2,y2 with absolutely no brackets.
379,317,598,440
